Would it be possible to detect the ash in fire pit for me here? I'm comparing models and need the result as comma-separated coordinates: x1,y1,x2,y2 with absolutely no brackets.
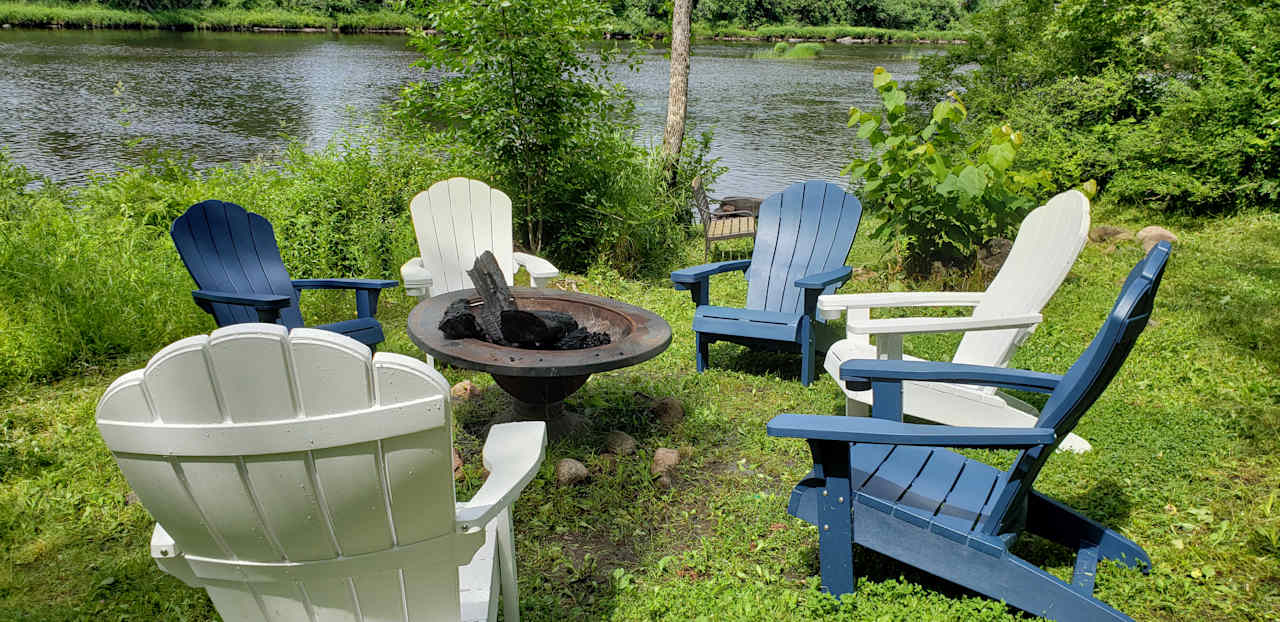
437,251,611,350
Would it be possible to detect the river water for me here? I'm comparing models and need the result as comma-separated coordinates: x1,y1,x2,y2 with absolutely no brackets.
0,28,934,197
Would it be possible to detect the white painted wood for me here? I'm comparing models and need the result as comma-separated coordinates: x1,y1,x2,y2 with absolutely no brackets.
405,178,561,300
97,324,547,621
819,190,1092,452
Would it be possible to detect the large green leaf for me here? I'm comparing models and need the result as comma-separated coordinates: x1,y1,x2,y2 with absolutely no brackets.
957,165,989,198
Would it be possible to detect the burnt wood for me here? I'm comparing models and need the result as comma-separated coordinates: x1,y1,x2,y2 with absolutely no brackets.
500,310,578,346
466,250,517,343
438,299,483,339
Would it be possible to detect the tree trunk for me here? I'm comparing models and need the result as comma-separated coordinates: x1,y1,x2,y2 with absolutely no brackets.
661,0,693,185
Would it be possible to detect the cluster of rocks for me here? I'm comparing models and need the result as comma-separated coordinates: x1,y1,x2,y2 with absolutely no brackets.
1090,224,1178,252
448,381,689,488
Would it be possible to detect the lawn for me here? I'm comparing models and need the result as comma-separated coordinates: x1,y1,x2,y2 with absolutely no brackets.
1,208,1278,620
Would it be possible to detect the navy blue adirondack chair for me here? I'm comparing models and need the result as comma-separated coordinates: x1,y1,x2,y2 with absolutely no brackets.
670,181,863,386
170,200,399,349
768,242,1171,621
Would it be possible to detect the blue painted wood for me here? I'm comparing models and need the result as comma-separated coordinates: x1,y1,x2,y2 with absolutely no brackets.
814,439,855,595
766,414,1057,447
670,181,863,386
171,200,397,348
767,243,1171,620
841,359,1063,394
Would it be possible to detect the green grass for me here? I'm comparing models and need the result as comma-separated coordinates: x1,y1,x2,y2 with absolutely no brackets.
0,2,421,31
2,205,1278,619
753,42,824,59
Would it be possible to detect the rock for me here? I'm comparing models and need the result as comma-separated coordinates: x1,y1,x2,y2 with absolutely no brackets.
1137,226,1177,252
451,380,482,401
1089,225,1132,243
655,473,675,489
652,448,680,476
124,491,141,506
452,448,464,481
977,237,1013,273
556,458,590,486
650,397,685,428
836,36,855,44
605,430,637,456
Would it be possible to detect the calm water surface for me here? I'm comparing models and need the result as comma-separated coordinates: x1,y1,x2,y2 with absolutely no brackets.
0,29,934,197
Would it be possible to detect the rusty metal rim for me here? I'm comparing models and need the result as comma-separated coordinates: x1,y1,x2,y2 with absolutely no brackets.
407,287,673,378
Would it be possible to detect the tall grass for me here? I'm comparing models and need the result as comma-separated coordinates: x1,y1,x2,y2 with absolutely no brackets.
0,133,482,389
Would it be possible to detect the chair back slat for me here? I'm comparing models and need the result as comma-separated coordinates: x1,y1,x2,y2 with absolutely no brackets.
745,181,863,314
170,200,304,328
410,178,517,296
97,325,463,620
980,242,1171,536
953,190,1090,368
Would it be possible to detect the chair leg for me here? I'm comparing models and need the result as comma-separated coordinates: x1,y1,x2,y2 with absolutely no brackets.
496,508,520,622
800,321,815,387
695,332,710,373
812,439,855,595
845,398,871,417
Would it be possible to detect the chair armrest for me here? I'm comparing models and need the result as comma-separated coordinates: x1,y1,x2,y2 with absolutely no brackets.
838,359,1062,394
454,421,547,531
291,278,399,291
400,257,433,298
767,413,1056,448
795,266,853,290
670,259,752,285
817,291,986,320
292,279,398,319
512,252,560,287
847,313,1042,336
670,259,751,306
191,289,290,323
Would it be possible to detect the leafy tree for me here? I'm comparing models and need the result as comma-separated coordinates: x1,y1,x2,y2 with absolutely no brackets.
400,0,633,256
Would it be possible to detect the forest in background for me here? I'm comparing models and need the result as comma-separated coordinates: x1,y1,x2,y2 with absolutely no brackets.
0,0,976,32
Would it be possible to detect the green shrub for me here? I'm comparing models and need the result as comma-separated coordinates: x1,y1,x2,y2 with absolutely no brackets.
845,68,1052,274
399,0,706,276
913,0,1280,214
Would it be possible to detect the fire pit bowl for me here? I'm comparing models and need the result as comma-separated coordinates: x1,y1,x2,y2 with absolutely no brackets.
408,287,672,437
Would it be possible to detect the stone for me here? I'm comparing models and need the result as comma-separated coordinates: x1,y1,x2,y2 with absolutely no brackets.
452,448,464,481
556,458,590,486
1089,225,1132,243
605,430,637,456
652,448,680,476
451,380,482,401
977,237,1014,273
1137,225,1178,252
650,397,685,428
836,36,855,44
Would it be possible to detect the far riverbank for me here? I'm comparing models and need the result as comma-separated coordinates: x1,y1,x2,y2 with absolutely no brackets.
0,3,967,42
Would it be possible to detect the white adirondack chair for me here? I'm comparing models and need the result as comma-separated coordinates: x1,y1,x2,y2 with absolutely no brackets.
401,178,560,299
96,324,546,622
819,189,1093,452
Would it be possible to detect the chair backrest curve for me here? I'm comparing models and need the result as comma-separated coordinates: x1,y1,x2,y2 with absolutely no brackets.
745,181,863,315
170,199,305,328
96,324,469,621
981,242,1171,536
409,178,517,296
952,190,1090,368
